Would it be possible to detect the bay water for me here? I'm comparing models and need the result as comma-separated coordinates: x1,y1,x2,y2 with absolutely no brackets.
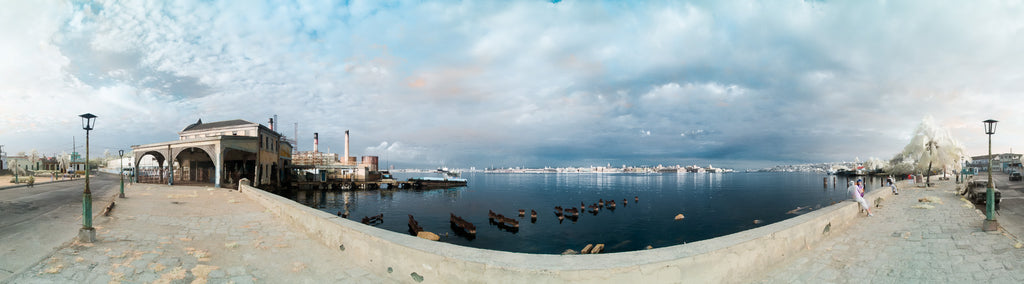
285,172,886,254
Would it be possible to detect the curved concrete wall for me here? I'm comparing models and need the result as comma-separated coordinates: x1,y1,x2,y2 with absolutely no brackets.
239,181,896,283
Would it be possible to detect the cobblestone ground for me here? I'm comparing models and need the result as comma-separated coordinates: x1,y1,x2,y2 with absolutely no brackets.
6,184,392,284
757,179,1024,283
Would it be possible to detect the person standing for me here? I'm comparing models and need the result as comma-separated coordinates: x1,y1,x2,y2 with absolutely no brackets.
849,180,873,216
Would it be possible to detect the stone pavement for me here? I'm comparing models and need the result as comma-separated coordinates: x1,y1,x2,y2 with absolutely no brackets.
3,183,391,284
756,179,1024,283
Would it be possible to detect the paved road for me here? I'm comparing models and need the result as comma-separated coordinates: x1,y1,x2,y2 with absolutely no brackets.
987,171,1024,240
0,174,119,281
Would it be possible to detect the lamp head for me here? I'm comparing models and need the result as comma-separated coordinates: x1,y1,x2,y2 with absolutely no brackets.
79,113,97,131
983,119,998,135
119,149,124,156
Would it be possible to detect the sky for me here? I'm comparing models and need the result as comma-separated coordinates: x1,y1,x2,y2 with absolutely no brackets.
2,0,1024,170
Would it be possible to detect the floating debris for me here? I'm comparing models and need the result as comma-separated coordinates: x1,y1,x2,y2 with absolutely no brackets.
581,244,594,254
753,219,763,225
408,215,423,235
361,213,384,225
786,206,808,215
488,210,520,231
674,214,685,221
449,213,476,235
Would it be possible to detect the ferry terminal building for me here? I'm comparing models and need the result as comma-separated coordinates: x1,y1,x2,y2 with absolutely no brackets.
131,119,292,188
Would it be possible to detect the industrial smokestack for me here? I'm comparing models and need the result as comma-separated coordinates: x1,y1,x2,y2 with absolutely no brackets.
314,132,319,153
268,118,274,131
344,130,350,164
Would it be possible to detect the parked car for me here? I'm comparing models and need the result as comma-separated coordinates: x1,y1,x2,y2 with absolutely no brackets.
964,179,1001,206
1010,172,1022,181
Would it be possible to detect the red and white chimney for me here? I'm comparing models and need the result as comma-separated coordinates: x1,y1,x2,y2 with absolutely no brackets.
268,118,274,131
313,132,319,153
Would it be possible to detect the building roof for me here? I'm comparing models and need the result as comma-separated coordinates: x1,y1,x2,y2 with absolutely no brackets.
181,119,256,132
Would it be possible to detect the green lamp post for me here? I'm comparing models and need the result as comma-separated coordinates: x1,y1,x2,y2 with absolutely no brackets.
119,149,125,198
79,113,97,242
983,119,999,232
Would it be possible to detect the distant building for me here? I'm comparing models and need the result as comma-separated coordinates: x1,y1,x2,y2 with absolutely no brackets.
969,153,1023,173
291,130,380,181
131,118,293,188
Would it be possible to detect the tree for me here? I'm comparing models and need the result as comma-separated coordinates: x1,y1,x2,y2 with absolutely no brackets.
887,116,967,182
58,151,69,173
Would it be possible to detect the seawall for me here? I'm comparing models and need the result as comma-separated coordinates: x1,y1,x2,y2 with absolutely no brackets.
238,179,895,283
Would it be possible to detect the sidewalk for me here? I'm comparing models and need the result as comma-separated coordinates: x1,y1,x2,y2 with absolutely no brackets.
4,183,390,284
756,179,1024,283
0,174,81,190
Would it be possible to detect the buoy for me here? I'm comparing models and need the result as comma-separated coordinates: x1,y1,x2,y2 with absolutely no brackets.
674,214,685,221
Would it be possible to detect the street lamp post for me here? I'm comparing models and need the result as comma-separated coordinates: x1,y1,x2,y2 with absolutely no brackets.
983,119,999,231
79,113,97,242
118,149,125,198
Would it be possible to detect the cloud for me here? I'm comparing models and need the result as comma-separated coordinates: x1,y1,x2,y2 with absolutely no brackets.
4,1,1024,168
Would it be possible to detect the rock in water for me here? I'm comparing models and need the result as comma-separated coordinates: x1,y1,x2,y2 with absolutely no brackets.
645,245,653,250
417,231,440,241
674,214,685,221
591,244,605,254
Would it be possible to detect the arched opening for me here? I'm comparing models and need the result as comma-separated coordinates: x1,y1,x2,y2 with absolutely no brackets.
223,148,257,188
174,147,215,186
136,151,167,184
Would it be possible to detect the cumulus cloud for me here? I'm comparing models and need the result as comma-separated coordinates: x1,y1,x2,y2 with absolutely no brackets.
3,1,1024,168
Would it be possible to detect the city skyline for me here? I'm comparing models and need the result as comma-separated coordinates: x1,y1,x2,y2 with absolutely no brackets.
3,1,1024,169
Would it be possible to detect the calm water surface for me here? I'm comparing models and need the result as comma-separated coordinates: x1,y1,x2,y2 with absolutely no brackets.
284,172,884,254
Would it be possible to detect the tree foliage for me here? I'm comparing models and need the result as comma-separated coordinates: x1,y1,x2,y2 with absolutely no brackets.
887,116,967,175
